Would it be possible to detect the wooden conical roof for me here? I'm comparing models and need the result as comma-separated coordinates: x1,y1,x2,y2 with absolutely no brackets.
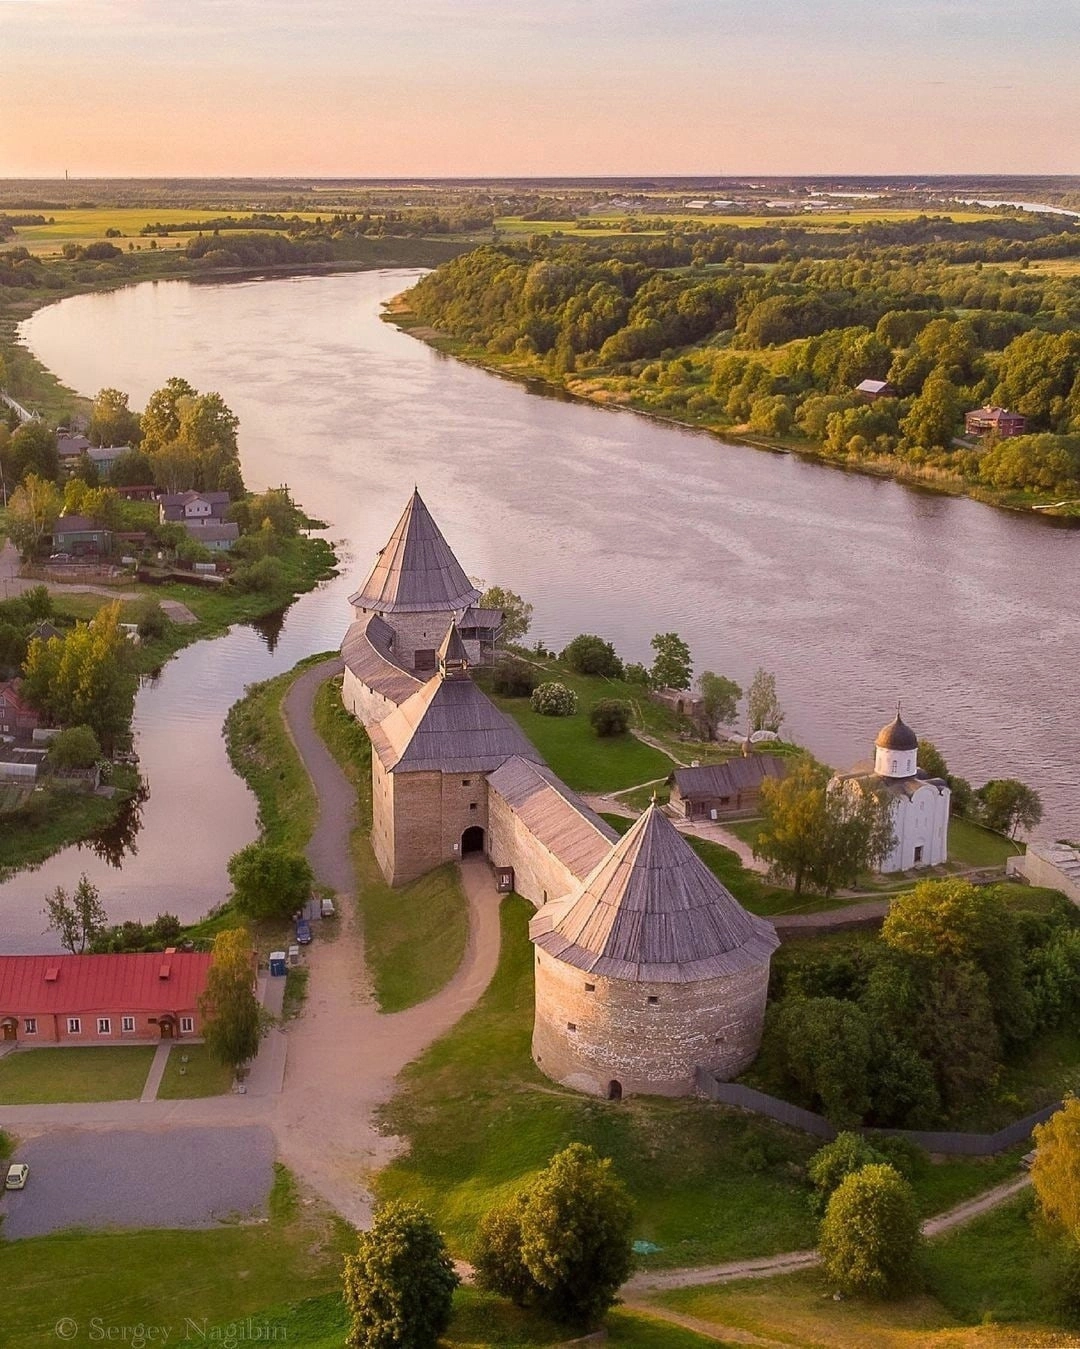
349,489,482,614
531,804,778,983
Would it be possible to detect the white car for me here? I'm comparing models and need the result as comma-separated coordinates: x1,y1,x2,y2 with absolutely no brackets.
5,1163,29,1190
320,896,335,918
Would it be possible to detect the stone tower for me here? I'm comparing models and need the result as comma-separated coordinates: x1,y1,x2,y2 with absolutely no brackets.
529,803,779,1098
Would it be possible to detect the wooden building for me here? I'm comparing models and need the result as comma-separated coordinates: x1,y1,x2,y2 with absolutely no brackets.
965,406,1027,438
669,754,787,821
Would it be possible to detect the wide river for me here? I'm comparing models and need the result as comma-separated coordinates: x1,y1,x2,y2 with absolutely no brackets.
2,269,1077,951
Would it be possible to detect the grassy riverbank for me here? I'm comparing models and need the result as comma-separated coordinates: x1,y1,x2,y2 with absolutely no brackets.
312,673,469,1012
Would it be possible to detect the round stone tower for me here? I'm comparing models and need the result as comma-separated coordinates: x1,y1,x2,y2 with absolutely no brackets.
529,804,779,1099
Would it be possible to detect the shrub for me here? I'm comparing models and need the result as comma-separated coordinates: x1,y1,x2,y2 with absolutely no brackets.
560,633,624,679
342,1201,459,1349
491,657,539,698
623,661,650,685
819,1163,921,1300
231,555,285,593
474,1197,535,1307
227,842,313,921
531,682,577,717
136,600,169,641
590,698,632,737
807,1132,886,1216
47,724,101,771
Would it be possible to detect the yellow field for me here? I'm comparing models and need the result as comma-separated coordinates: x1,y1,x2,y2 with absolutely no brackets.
495,208,1009,237
5,207,323,256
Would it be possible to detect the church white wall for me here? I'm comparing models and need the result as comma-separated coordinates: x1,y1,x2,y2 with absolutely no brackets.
875,745,918,778
879,783,951,873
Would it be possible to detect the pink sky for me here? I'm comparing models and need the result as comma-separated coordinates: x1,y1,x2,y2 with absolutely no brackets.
2,0,1078,176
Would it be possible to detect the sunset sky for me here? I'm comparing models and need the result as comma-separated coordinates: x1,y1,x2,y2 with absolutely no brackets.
2,0,1078,177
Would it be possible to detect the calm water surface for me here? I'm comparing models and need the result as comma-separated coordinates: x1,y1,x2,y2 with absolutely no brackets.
4,269,1077,951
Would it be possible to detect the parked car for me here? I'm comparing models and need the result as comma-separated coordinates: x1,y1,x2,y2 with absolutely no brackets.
295,918,312,945
320,896,335,919
5,1163,29,1190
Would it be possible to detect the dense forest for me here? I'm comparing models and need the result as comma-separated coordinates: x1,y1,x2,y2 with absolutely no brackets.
405,218,1080,503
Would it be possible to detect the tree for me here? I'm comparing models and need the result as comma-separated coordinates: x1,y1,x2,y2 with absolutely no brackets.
770,996,871,1125
88,387,141,447
227,842,314,921
479,585,533,644
1032,1096,1080,1244
560,633,623,679
697,671,741,736
43,874,107,953
342,1201,459,1349
139,376,197,453
7,421,58,483
976,778,1043,838
22,602,136,754
916,738,948,781
47,724,101,770
199,927,262,1074
819,1164,921,1299
590,698,631,737
474,1197,535,1307
491,657,538,698
6,473,62,558
755,762,895,897
516,1143,634,1328
900,369,962,450
808,1132,889,1216
530,682,577,717
747,667,784,733
650,631,692,690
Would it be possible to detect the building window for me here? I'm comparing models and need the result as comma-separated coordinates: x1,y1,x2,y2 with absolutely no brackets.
567,1022,577,1033
584,983,595,992
68,1017,81,1034
180,1016,194,1034
462,779,472,786
121,1016,135,1033
97,1017,111,1035
647,996,659,1006
24,1018,37,1035
469,802,478,811
914,845,924,864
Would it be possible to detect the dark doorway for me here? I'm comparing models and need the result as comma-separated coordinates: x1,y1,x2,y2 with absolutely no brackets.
607,1080,623,1102
1,1019,16,1042
461,825,485,855
159,1016,176,1040
914,845,924,864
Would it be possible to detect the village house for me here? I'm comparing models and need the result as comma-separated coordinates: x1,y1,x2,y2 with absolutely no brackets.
855,378,896,401
158,490,232,524
669,752,787,821
965,406,1027,439
51,514,113,557
0,680,40,738
0,951,214,1045
341,489,781,1097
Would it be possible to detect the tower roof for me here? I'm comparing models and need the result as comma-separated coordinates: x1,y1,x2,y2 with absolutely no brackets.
369,670,544,775
349,489,482,614
875,710,918,752
531,804,778,983
437,622,469,676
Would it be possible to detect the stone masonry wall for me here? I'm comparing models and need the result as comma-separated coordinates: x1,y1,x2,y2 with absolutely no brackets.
342,664,398,730
366,610,463,669
531,946,771,1097
488,788,582,908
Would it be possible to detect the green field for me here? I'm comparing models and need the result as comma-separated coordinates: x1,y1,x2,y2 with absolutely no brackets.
0,1045,154,1103
8,207,324,256
494,208,1009,238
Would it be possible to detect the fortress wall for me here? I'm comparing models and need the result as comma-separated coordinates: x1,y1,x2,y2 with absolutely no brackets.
488,788,582,909
380,769,445,886
438,774,490,857
377,611,463,668
531,947,771,1098
342,665,398,730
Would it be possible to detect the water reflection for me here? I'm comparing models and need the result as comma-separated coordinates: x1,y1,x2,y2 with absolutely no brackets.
248,607,287,653
84,777,150,868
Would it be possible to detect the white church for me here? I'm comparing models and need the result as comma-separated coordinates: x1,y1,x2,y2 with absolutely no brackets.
838,709,951,874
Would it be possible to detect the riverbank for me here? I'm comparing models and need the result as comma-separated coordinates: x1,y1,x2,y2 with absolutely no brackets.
384,301,1080,523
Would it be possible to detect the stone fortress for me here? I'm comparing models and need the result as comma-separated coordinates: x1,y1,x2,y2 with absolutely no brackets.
341,490,779,1098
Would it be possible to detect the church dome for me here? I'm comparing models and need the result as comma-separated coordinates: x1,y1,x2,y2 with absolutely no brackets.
875,712,918,753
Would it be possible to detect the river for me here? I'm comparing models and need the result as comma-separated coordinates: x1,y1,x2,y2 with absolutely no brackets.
2,268,1077,952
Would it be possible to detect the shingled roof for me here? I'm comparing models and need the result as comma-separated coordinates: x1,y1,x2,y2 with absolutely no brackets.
488,756,619,883
349,489,482,614
531,804,778,983
369,671,544,775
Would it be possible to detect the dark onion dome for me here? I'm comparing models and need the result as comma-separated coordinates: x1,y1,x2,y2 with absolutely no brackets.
875,712,918,752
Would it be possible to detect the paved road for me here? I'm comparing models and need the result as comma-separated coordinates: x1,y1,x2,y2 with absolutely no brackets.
0,1124,274,1239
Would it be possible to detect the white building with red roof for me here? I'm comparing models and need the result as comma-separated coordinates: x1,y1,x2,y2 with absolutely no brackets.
0,951,213,1045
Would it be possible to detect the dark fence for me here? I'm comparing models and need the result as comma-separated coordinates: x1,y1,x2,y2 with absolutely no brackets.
695,1070,1060,1156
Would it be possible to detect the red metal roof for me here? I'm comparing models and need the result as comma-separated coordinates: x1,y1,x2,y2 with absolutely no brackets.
0,952,212,1015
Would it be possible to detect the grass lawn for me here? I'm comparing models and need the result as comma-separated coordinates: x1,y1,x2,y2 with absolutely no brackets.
283,965,310,1020
155,1042,233,1099
0,785,125,879
948,816,1021,867
2,1165,354,1349
496,698,672,793
653,1192,1057,1346
313,673,373,825
0,1046,154,1103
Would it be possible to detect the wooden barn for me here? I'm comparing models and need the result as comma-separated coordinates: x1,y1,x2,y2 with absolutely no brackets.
669,754,787,821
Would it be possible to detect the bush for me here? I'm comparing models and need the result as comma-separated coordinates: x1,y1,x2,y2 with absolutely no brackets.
491,657,539,698
531,682,577,717
807,1132,886,1216
47,724,102,770
136,600,169,641
231,555,285,593
474,1197,535,1307
342,1201,459,1349
623,661,650,685
590,698,632,737
227,842,313,921
560,633,624,679
819,1163,921,1300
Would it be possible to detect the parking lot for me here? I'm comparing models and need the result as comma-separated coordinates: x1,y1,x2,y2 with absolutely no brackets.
1,1124,275,1239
